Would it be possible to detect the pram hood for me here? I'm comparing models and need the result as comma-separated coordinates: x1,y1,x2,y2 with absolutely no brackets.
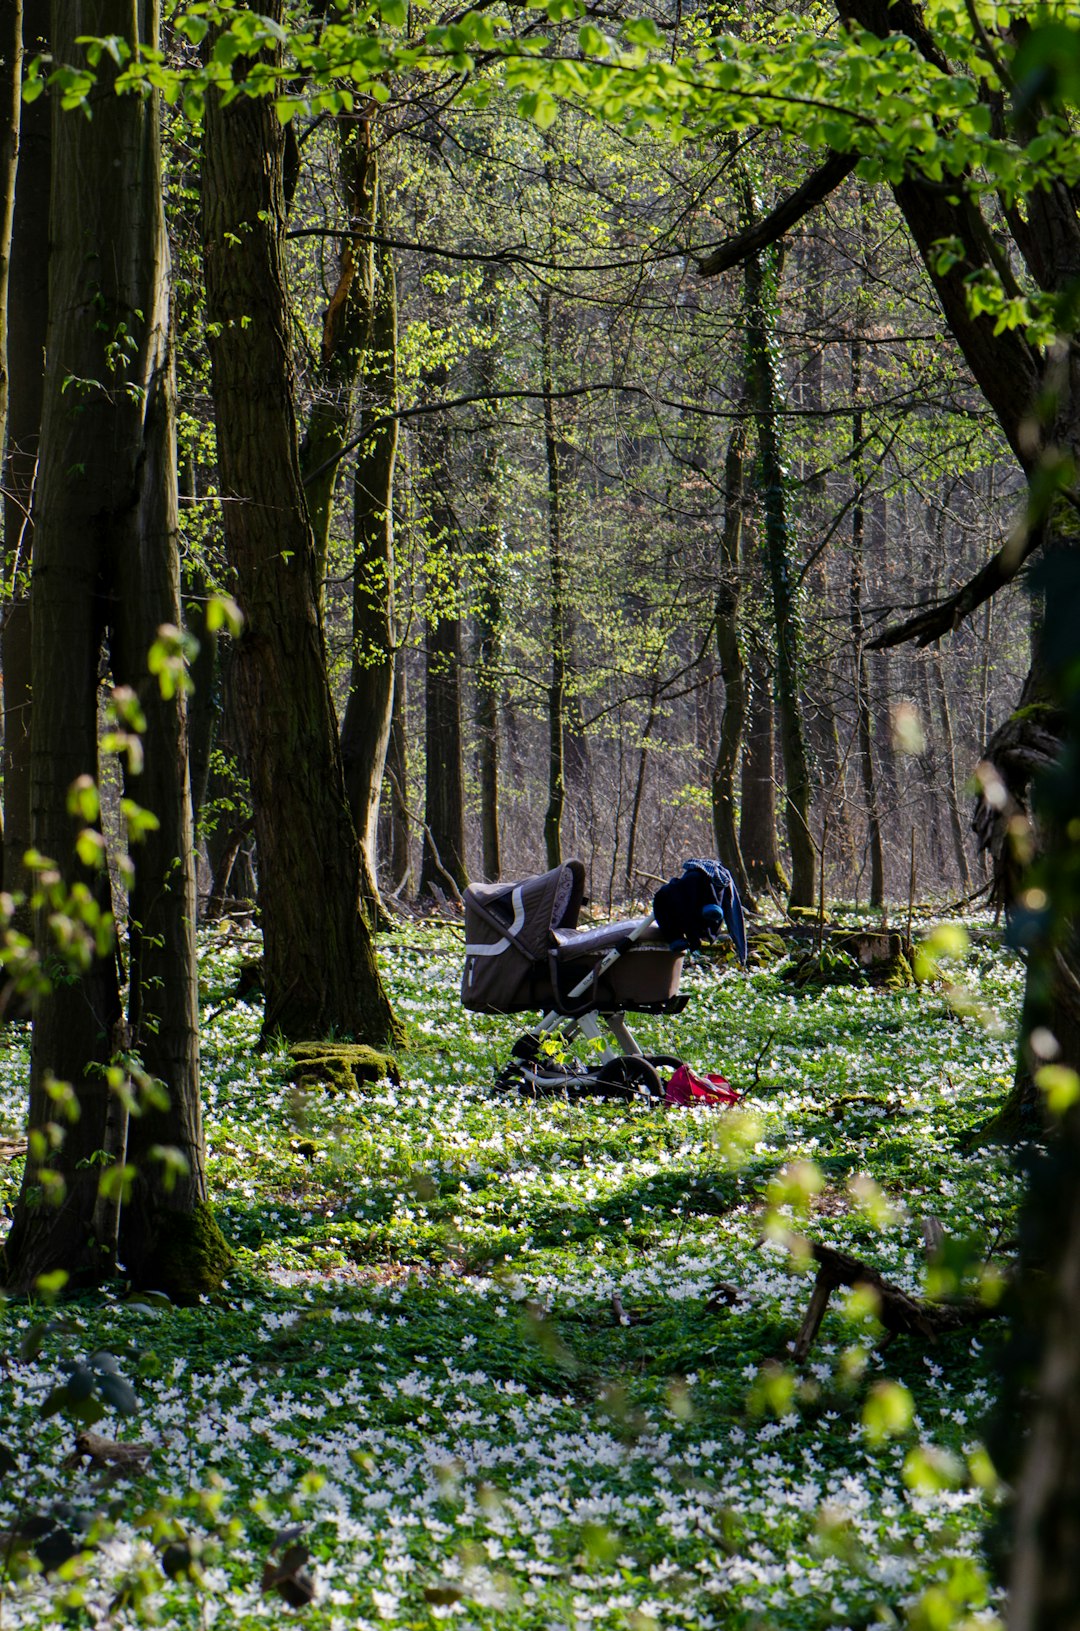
462,861,681,1016
464,861,585,963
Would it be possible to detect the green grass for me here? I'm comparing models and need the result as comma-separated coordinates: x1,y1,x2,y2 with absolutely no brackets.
0,919,1023,1629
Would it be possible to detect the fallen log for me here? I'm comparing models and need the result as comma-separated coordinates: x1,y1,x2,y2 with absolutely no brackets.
64,1432,154,1471
784,1236,1001,1362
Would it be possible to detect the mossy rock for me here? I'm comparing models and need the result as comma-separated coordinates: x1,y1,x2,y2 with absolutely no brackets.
834,931,916,989
148,1202,232,1303
289,1041,400,1094
701,930,787,968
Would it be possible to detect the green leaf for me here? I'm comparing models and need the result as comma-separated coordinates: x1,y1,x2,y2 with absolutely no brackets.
98,1373,139,1415
863,1380,914,1445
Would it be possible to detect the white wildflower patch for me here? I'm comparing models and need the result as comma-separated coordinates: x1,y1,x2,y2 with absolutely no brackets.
0,920,1021,1628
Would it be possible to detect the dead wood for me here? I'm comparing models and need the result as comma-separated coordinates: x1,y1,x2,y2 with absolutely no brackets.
65,1432,153,1471
785,1236,1000,1362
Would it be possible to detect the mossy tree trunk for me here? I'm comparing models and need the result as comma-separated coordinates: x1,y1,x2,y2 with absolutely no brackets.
711,421,754,904
201,1,398,1045
744,247,815,909
739,640,788,898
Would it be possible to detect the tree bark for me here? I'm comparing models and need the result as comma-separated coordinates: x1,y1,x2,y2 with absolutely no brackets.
849,337,885,907
711,422,754,903
340,207,399,919
740,639,788,896
298,107,378,604
473,286,503,883
540,288,567,871
384,646,411,892
5,0,209,1295
200,1,397,1045
1,0,47,911
930,643,973,896
0,0,19,472
418,376,468,897
745,248,816,907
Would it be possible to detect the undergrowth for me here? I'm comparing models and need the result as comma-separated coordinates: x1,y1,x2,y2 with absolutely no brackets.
0,917,1023,1629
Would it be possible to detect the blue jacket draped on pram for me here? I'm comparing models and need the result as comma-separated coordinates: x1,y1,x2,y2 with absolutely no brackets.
652,858,748,962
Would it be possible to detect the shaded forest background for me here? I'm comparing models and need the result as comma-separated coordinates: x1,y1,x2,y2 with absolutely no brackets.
11,24,1028,925
211,103,1028,910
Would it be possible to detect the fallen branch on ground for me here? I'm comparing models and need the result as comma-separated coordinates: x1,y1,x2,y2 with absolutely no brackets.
779,1236,1003,1362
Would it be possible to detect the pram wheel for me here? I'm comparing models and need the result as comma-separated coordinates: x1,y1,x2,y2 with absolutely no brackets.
643,1054,684,1079
593,1056,664,1106
493,1035,535,1095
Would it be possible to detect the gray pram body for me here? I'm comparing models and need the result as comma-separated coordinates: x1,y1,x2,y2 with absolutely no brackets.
462,861,688,1102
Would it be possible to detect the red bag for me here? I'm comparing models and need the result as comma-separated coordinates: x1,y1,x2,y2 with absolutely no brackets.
664,1064,740,1107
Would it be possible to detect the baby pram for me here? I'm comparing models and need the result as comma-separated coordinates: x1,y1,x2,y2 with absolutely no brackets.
461,859,746,1104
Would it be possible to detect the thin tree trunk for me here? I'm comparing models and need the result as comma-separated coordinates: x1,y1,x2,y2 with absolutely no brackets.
340,216,398,918
473,287,503,882
711,421,754,902
540,288,566,870
931,644,973,895
850,336,885,907
384,646,411,892
625,680,659,898
298,109,379,600
418,375,467,897
740,640,788,896
201,2,397,1045
6,0,210,1295
1,0,47,911
745,247,815,906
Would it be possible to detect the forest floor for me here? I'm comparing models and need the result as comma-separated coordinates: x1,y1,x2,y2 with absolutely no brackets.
0,914,1024,1630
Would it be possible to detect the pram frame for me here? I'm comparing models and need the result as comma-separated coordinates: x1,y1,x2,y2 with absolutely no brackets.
492,914,687,1102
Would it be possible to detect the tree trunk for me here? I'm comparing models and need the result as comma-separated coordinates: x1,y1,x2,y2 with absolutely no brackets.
0,0,19,477
711,421,754,903
298,108,378,604
540,288,566,871
740,640,788,896
418,381,468,897
384,646,411,892
200,2,397,1045
745,248,815,906
625,680,658,898
1,0,47,911
849,337,885,907
930,643,973,896
340,213,398,919
473,288,503,883
5,0,211,1296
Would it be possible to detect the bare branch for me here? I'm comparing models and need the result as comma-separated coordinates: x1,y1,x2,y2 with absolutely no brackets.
866,526,1041,650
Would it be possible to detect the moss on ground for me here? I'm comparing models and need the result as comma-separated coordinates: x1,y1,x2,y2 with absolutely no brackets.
289,1041,400,1093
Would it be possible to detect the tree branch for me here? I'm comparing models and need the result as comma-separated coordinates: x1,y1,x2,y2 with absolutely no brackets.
866,525,1041,650
695,151,860,277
